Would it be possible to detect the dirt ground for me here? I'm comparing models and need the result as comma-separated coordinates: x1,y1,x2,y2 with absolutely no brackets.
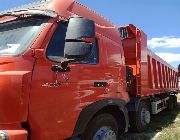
120,93,180,140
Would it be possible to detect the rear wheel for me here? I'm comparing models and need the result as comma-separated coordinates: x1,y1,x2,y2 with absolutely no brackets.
81,113,118,140
167,95,177,110
129,101,151,132
173,95,177,109
167,95,174,110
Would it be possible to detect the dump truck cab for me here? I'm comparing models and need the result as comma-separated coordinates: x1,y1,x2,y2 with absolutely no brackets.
0,0,130,139
0,0,179,140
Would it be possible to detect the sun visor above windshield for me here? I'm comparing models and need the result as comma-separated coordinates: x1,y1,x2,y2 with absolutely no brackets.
0,9,58,18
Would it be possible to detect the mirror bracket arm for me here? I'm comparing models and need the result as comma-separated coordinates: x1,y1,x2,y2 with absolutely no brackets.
51,64,70,73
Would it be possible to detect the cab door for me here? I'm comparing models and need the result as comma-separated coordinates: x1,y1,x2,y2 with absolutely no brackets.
29,21,105,139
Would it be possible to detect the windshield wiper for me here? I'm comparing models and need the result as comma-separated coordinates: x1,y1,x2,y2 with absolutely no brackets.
0,9,58,18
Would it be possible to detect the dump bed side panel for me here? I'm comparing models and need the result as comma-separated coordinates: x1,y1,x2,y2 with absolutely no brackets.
121,25,178,97
147,50,178,94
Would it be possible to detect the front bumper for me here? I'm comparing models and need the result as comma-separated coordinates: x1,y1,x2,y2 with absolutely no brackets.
0,130,27,140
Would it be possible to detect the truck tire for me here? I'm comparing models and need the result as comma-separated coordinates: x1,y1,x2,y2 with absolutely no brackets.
81,113,118,140
129,101,151,132
167,95,174,111
173,95,177,109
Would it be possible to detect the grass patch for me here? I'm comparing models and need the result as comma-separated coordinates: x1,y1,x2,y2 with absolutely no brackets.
158,127,180,140
155,94,180,140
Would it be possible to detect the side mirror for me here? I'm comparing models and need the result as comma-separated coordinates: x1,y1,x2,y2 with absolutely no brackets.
64,16,95,61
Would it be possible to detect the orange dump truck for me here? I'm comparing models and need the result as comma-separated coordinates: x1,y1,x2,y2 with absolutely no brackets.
0,0,179,140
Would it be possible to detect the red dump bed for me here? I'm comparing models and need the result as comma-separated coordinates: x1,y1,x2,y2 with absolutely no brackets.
121,24,179,97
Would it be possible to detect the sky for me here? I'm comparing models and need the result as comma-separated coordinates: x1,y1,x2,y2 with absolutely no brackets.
0,0,179,68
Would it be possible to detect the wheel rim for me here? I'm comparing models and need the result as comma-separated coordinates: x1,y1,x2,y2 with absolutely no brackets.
141,108,151,125
93,126,116,140
93,127,116,140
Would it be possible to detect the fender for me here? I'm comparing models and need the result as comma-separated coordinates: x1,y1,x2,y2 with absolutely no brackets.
72,98,129,137
0,71,31,124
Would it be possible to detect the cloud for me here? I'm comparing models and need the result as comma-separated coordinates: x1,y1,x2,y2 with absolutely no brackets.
156,53,180,63
148,36,180,48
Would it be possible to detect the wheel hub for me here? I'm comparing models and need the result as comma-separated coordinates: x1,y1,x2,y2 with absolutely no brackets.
93,126,116,140
141,108,151,125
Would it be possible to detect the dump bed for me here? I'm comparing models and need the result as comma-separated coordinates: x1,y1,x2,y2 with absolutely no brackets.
120,24,179,97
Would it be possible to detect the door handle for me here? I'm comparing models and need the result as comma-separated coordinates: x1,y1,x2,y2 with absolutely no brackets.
94,82,108,87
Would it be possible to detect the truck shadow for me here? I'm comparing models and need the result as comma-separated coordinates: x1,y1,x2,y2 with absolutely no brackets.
119,102,180,140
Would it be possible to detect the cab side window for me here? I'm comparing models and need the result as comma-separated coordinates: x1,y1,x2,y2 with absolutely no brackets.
46,21,67,57
46,21,99,64
76,38,99,64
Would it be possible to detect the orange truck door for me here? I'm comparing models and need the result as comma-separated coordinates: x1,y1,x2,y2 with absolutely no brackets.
29,21,106,139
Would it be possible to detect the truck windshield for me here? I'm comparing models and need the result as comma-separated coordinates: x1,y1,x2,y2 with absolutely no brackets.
0,17,47,56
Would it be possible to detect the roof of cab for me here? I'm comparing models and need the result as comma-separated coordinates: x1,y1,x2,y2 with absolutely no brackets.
0,0,121,43
0,0,114,27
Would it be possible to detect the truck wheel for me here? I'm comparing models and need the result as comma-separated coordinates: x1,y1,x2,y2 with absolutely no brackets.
167,96,174,111
130,101,151,132
81,113,118,140
173,95,177,109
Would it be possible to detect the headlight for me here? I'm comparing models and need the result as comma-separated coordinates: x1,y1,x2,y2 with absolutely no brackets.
0,131,8,140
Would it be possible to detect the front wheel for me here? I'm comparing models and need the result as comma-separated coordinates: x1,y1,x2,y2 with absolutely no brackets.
81,113,118,140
